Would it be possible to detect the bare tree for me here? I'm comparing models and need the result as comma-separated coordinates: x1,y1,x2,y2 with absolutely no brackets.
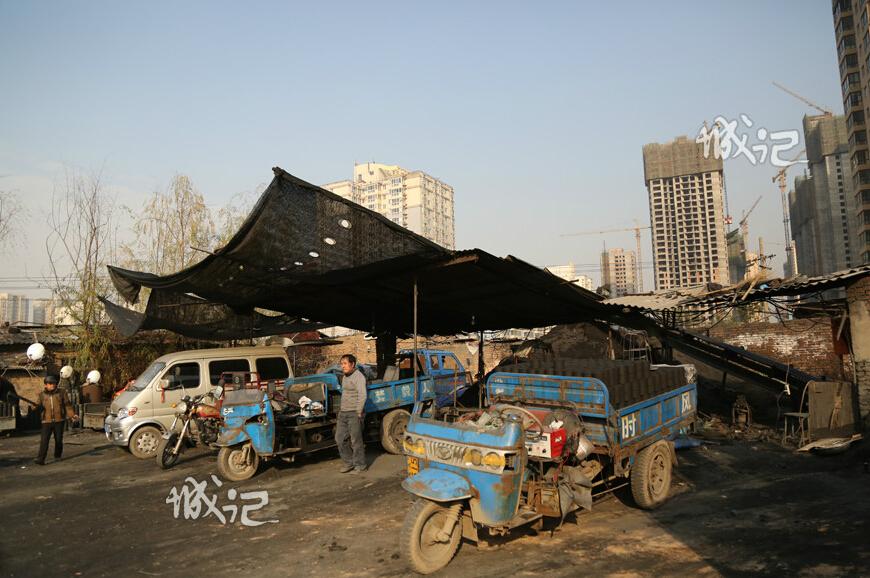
214,187,259,248
120,174,216,275
46,169,117,371
0,190,24,252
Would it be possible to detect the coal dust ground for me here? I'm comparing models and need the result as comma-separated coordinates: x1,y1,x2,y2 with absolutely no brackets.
0,425,868,577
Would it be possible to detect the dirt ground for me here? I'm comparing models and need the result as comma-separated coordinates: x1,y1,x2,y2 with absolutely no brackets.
1,419,869,578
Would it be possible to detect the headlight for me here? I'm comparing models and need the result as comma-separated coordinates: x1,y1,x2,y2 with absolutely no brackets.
482,452,505,470
176,401,188,414
403,436,426,456
117,408,128,419
462,449,482,466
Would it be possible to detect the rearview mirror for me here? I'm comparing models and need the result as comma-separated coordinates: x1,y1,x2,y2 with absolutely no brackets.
156,378,170,392
211,385,224,399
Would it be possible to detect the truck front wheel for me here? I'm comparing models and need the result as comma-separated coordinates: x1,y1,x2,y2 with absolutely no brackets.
401,499,463,574
380,408,411,454
217,443,260,481
630,440,673,509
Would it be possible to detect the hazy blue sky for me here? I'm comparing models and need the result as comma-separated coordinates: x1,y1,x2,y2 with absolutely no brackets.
0,1,844,295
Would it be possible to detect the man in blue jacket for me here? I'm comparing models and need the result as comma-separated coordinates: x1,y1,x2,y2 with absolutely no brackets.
336,354,367,473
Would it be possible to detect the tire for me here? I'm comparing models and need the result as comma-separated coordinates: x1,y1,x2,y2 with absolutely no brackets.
129,426,162,459
217,443,260,481
400,499,463,574
630,440,673,510
381,409,411,454
156,434,181,469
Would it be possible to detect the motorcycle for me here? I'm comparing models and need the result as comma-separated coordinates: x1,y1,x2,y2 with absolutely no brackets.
156,386,224,469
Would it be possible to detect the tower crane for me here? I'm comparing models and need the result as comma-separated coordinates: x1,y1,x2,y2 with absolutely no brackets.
739,195,762,237
772,81,833,116
772,149,807,278
561,222,651,293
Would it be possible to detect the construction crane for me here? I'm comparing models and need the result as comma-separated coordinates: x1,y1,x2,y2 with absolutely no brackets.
772,81,833,116
561,222,651,293
772,149,807,278
739,195,762,236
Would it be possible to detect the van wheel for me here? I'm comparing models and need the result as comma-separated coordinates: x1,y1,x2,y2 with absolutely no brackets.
217,443,259,481
129,426,162,459
631,440,673,509
381,409,411,454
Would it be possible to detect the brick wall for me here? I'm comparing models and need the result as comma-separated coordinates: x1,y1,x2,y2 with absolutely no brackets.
706,318,852,381
289,333,514,377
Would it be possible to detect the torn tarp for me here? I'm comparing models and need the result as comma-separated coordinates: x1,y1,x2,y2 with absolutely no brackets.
105,167,625,339
100,294,323,340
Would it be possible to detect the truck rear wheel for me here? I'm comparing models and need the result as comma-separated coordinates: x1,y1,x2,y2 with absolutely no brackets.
381,408,411,454
217,443,259,481
401,499,462,574
631,440,673,509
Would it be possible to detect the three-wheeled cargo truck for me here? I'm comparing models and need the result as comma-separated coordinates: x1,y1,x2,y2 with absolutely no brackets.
399,358,697,574
215,349,470,480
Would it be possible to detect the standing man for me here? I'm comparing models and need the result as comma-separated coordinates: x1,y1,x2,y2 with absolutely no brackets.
335,354,367,473
31,375,77,465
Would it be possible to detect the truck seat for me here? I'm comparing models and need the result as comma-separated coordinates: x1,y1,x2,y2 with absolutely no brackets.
284,382,327,405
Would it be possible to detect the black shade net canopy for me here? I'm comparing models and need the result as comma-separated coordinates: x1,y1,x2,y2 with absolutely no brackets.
103,168,624,339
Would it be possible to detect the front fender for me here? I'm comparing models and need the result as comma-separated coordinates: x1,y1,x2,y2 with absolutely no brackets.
402,468,472,502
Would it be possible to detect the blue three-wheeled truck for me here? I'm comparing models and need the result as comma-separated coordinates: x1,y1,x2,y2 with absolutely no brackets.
214,349,470,481
399,358,697,574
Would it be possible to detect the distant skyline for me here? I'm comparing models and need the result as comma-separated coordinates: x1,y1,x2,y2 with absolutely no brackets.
0,1,844,296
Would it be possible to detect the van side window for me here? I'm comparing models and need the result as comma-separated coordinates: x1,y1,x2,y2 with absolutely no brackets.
429,355,440,370
256,357,289,380
163,362,201,390
209,359,250,385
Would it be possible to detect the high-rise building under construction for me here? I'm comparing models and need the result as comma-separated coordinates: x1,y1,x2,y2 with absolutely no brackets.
643,136,730,290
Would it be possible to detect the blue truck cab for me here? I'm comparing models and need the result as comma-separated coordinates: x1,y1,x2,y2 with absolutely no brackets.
215,349,470,481
399,358,697,574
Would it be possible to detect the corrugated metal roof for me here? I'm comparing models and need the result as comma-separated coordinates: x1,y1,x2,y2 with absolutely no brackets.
603,285,712,312
601,264,870,313
689,264,870,306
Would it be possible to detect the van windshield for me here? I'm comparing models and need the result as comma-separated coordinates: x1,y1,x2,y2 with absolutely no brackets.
127,361,166,392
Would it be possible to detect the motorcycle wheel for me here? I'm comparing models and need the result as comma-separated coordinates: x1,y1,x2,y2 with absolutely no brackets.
156,434,181,469
217,443,259,481
401,499,463,574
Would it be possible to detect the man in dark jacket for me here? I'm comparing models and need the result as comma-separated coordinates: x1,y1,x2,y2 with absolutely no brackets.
31,375,78,465
336,354,367,473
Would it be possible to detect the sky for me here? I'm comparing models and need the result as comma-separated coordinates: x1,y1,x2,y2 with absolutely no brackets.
0,0,845,297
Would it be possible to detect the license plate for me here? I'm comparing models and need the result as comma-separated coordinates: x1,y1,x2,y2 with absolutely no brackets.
407,456,419,476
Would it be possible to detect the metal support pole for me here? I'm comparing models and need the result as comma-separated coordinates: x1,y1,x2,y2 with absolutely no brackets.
478,330,484,408
413,277,418,403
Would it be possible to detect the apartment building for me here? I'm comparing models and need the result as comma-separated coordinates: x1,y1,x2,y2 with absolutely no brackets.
831,0,870,263
545,263,594,291
322,163,455,249
600,248,638,297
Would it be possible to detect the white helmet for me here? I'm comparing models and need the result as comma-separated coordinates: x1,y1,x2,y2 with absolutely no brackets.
26,343,46,362
60,365,74,379
86,370,101,384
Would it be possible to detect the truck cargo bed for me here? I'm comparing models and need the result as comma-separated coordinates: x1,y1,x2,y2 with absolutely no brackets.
492,359,688,409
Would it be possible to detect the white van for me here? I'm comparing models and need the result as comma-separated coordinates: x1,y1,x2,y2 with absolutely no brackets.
105,345,292,458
